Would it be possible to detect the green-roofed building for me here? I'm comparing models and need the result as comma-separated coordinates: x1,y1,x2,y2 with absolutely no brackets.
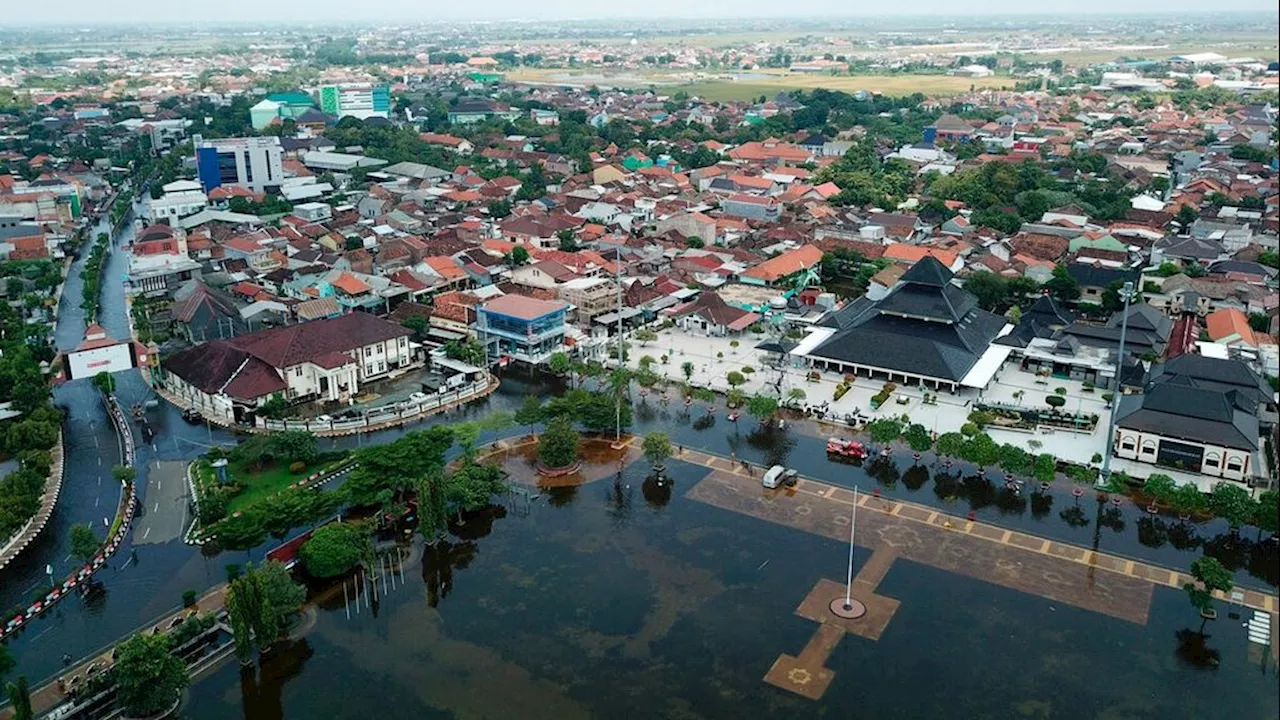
1068,234,1128,254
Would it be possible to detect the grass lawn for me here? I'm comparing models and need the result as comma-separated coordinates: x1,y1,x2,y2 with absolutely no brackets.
675,74,1013,101
224,460,304,514
506,67,1014,100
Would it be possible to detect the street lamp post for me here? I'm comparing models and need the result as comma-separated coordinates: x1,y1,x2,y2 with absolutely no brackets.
1098,281,1137,485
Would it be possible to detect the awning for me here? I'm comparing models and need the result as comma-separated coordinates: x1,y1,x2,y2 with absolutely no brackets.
789,327,836,357
960,344,1015,389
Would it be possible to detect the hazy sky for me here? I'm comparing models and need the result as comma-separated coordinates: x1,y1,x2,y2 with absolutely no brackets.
4,1,1277,25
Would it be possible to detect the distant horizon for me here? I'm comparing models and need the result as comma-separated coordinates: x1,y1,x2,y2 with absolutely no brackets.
2,4,1278,27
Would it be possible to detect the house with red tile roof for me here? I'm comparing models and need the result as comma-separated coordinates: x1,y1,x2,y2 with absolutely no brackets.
161,312,418,420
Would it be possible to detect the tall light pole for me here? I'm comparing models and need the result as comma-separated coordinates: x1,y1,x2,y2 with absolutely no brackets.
613,251,624,448
1098,280,1137,484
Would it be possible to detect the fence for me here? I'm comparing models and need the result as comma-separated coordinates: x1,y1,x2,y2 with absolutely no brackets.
255,379,493,435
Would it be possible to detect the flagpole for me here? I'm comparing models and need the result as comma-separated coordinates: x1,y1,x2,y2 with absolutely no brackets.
845,486,857,609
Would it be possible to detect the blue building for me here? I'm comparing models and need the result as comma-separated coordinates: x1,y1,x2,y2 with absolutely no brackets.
477,295,568,366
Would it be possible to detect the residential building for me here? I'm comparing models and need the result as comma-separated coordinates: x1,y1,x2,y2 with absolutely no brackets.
148,180,208,223
741,245,823,286
194,135,284,194
559,276,617,325
160,312,417,422
721,194,781,223
476,294,568,366
319,83,391,120
670,291,760,337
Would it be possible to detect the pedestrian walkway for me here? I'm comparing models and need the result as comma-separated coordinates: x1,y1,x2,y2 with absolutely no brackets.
6,585,229,720
0,436,65,571
675,446,1278,616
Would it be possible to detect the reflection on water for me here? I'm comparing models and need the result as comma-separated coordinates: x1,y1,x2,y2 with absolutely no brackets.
182,453,1278,720
237,638,314,720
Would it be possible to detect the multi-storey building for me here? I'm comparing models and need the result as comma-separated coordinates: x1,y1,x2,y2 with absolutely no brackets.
476,295,568,366
319,83,391,120
194,136,284,194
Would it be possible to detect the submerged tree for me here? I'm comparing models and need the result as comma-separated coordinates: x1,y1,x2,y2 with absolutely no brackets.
642,432,673,475
1184,555,1233,632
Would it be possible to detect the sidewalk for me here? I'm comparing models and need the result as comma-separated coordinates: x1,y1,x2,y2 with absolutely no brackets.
2,584,230,720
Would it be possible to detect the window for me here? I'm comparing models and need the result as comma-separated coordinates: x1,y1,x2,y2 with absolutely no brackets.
1141,439,1156,456
1226,459,1242,472
1121,440,1135,451
364,347,372,357
1204,455,1219,468
400,338,407,347
376,361,385,373
376,344,383,354
294,367,302,377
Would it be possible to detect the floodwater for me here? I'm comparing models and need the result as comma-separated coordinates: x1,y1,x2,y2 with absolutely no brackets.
181,454,1279,719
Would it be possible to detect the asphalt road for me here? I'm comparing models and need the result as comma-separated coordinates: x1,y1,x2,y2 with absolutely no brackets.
132,460,190,546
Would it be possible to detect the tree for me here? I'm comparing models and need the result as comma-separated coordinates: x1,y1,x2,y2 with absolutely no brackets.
1033,453,1057,484
0,644,13,682
1208,482,1255,529
685,236,705,249
70,523,99,564
903,423,932,452
1247,312,1270,333
114,632,190,718
1170,483,1206,517
726,370,746,388
300,521,371,578
443,339,486,366
514,395,543,436
487,199,512,218
538,416,580,470
964,271,1009,311
746,394,779,423
91,370,115,394
1174,205,1199,233
547,351,572,376
642,432,672,474
1143,473,1177,504
5,676,31,720
556,229,580,251
960,433,1000,470
258,393,289,420
787,388,807,403
1183,556,1233,630
112,465,137,485
997,444,1032,476
344,426,454,506
1044,264,1080,302
508,245,531,266
400,313,428,336
1253,491,1278,539
633,328,658,346
445,460,505,521
936,432,965,459
256,560,306,631
681,360,695,383
866,418,904,445
268,430,318,465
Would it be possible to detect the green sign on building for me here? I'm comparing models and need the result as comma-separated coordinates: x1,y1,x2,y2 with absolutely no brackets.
320,86,341,116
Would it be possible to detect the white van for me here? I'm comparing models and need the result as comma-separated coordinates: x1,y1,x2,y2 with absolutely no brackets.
762,465,797,489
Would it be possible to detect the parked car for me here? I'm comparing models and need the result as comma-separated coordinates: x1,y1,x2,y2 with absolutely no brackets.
762,465,797,489
407,392,429,405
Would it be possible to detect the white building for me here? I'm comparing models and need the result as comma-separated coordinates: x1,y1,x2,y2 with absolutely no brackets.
194,135,284,194
148,180,209,223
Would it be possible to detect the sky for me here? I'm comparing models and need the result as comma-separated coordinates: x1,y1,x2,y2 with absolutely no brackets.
3,1,1277,25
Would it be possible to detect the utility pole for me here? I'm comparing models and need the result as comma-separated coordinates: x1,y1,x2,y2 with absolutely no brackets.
1098,281,1137,484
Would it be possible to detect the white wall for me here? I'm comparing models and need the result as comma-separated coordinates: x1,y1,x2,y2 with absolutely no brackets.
67,343,134,379
1114,428,1251,482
